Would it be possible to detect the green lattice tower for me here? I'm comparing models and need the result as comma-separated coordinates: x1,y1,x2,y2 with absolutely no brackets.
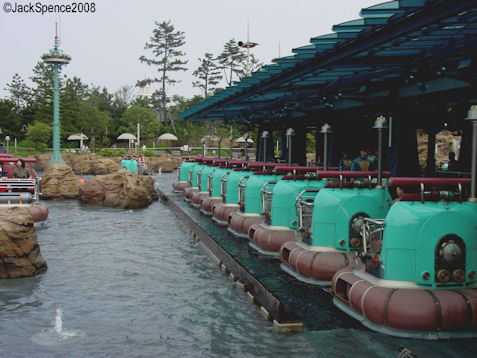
41,28,71,162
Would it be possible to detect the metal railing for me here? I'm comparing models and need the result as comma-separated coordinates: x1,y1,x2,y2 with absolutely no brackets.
362,218,386,257
0,178,39,203
197,169,203,190
295,189,321,231
207,169,217,195
220,172,231,199
238,175,251,207
260,180,277,215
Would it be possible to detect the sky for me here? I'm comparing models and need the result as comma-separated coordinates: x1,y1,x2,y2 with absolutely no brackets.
0,0,383,101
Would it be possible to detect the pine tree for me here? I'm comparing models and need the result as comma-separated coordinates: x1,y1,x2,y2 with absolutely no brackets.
5,73,31,110
192,52,222,98
139,20,188,132
218,39,247,86
29,61,55,125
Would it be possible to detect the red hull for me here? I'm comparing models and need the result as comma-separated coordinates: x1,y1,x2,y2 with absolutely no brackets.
228,212,263,236
200,197,222,213
248,223,295,253
333,267,477,337
184,187,198,199
280,241,360,283
212,202,239,223
172,181,189,192
28,203,49,222
190,191,209,205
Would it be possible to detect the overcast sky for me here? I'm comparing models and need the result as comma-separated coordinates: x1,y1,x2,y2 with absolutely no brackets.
0,0,383,100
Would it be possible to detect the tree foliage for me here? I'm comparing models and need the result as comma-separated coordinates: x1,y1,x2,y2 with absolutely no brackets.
218,39,247,86
193,52,222,98
139,20,188,111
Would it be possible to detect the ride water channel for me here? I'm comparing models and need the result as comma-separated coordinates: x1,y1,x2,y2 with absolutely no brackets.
1,172,476,357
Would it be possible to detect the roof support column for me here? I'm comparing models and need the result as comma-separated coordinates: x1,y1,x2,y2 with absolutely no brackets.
292,125,307,166
389,112,420,177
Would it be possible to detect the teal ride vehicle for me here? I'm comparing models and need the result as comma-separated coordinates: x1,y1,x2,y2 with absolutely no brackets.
227,162,285,238
333,177,477,339
211,162,253,226
248,166,331,256
280,170,392,285
173,156,198,192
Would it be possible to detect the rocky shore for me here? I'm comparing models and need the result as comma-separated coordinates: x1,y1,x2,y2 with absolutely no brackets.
32,153,181,175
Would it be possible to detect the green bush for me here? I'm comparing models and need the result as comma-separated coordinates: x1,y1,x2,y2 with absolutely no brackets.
101,149,117,157
143,150,156,157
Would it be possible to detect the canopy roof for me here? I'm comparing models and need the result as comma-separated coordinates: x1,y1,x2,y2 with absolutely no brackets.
180,0,477,124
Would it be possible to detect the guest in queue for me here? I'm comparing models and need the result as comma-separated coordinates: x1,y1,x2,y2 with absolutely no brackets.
351,148,375,171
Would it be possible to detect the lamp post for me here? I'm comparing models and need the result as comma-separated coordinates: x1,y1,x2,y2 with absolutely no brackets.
5,136,10,154
41,24,71,163
373,116,388,187
244,133,250,161
466,105,477,200
286,128,295,165
202,138,206,157
320,123,332,170
238,21,258,77
261,130,269,162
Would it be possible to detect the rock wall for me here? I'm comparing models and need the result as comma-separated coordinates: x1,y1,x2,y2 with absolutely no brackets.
79,170,158,209
0,207,47,278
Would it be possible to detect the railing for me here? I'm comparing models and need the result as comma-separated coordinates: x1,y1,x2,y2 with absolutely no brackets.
362,218,386,257
197,169,203,191
220,172,231,199
295,189,321,231
207,169,217,195
238,175,250,209
260,181,277,216
0,178,39,203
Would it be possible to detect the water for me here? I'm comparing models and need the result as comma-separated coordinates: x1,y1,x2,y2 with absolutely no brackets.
0,173,476,357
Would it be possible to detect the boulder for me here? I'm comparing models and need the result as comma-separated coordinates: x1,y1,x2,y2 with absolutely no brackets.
40,162,80,200
79,170,158,209
156,154,180,172
93,158,120,175
0,207,47,278
34,154,52,172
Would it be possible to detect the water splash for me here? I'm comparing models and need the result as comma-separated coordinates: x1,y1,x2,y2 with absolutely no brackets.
31,307,86,346
55,308,62,335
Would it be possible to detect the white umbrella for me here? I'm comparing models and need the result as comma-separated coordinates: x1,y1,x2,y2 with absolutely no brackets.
118,133,137,151
158,133,178,141
117,133,137,140
236,136,254,143
67,133,88,151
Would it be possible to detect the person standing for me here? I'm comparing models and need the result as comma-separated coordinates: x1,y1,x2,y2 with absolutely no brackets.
338,152,352,171
351,148,375,171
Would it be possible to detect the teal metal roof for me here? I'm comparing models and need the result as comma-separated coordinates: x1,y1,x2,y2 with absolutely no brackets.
180,0,477,123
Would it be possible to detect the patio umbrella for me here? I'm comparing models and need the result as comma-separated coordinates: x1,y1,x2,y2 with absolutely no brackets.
118,133,137,151
67,133,88,151
158,133,178,141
